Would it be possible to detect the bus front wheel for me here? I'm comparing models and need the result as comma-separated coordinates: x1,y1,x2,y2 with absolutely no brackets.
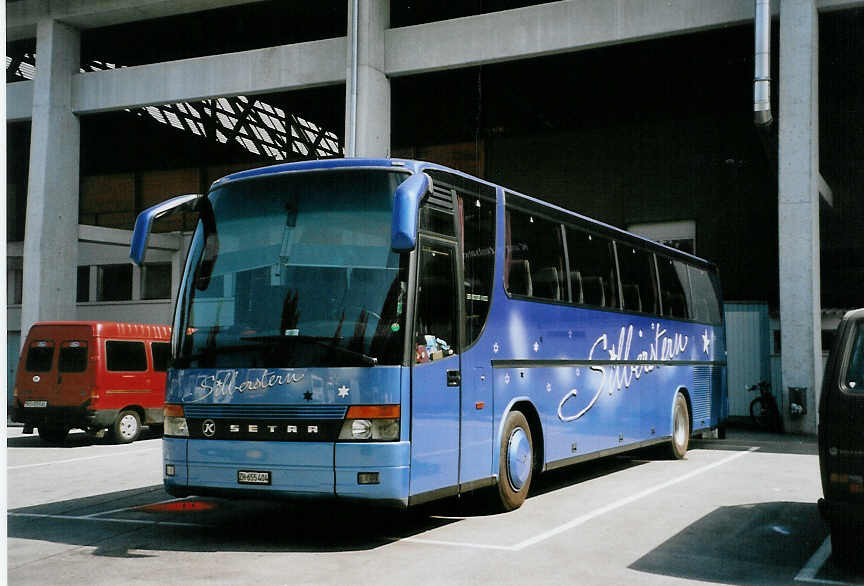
667,392,691,460
494,410,533,512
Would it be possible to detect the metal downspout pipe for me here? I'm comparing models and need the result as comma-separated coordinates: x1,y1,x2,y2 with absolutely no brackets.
754,0,773,127
348,0,359,157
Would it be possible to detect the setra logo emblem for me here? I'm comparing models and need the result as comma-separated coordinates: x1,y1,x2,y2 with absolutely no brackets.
202,419,216,438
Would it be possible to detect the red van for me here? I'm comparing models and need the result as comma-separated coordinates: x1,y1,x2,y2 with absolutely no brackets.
12,321,172,444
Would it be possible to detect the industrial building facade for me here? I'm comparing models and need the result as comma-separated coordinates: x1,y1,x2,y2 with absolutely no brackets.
7,0,864,434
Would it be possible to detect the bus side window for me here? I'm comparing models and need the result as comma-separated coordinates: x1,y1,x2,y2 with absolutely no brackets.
616,245,659,315
688,266,722,324
505,207,565,302
657,257,691,319
566,229,617,309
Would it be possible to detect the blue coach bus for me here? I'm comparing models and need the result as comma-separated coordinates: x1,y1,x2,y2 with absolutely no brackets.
130,158,726,511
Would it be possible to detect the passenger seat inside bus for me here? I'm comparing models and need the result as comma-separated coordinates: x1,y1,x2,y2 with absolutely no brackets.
570,270,584,304
508,260,533,296
533,267,562,300
622,284,643,313
581,276,606,307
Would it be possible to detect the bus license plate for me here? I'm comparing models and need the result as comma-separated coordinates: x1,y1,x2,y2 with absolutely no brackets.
237,470,271,485
24,400,47,408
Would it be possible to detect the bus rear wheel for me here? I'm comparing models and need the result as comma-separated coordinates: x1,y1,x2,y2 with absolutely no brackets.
38,424,69,444
113,410,142,444
667,392,690,460
493,410,533,512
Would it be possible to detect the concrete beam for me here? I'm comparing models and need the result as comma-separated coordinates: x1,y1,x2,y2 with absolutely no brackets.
78,225,182,250
7,0,267,41
9,0,864,120
7,82,34,123
71,37,346,114
817,0,864,12
385,0,760,76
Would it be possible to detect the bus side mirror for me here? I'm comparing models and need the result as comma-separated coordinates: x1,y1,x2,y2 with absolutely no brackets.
129,193,202,265
391,172,433,252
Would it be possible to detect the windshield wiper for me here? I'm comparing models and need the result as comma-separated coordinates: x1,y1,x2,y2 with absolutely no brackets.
240,334,378,366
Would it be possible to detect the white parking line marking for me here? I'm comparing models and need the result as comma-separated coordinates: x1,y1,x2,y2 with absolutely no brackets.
402,447,759,551
8,511,207,529
8,448,159,471
795,537,853,585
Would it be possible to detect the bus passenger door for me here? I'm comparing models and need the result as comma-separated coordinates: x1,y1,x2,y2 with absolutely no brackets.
410,239,461,500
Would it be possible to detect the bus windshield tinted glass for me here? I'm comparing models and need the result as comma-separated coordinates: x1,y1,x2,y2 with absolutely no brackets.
177,169,409,368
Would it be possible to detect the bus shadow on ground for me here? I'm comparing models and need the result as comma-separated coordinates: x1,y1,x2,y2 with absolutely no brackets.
7,486,459,556
629,501,862,585
7,456,648,557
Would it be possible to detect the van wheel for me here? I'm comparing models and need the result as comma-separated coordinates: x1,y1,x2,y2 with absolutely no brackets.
666,393,690,459
492,411,533,512
113,410,142,444
38,425,69,444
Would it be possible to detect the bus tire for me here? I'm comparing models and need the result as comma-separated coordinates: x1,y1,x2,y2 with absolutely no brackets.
493,410,533,512
113,410,142,444
667,392,690,460
38,424,69,444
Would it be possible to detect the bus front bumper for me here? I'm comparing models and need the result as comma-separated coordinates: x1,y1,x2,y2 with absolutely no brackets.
164,438,410,507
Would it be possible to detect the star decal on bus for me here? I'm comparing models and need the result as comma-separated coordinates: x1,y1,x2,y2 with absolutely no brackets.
702,330,711,355
303,391,313,401
337,385,350,398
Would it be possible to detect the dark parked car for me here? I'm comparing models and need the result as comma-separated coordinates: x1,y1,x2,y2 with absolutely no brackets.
819,308,864,568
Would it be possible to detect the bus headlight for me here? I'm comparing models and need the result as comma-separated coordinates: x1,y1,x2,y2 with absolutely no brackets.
164,404,189,438
338,405,400,441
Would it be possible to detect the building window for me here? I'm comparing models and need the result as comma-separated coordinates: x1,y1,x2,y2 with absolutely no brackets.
628,220,696,255
142,262,172,300
7,266,23,305
77,266,91,302
97,264,133,301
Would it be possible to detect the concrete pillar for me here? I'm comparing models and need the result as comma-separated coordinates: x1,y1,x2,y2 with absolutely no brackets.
778,0,821,435
345,0,389,157
21,20,81,338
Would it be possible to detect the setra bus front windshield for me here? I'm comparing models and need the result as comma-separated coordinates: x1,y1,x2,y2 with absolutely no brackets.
175,169,410,368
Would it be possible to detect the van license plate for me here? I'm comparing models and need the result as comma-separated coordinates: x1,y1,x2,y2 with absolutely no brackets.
24,400,47,408
237,470,271,485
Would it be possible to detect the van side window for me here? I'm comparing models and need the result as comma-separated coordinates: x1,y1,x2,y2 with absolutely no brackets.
59,341,88,373
26,341,54,372
844,324,864,392
152,342,171,372
106,341,148,372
